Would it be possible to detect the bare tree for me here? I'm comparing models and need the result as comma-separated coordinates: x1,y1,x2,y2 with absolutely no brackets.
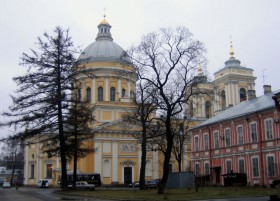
130,26,206,194
0,137,24,186
122,80,158,190
0,27,80,190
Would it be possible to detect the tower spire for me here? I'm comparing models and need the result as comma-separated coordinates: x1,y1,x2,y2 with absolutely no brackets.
230,38,235,58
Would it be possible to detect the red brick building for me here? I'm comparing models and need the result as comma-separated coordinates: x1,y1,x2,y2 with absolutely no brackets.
190,88,280,186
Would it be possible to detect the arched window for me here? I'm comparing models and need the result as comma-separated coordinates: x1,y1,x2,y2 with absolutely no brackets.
86,87,91,102
221,90,226,110
110,87,115,101
205,100,211,118
122,88,126,97
240,88,247,102
98,87,103,101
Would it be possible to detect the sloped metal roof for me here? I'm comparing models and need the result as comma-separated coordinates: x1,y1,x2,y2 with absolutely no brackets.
78,40,128,62
191,89,280,130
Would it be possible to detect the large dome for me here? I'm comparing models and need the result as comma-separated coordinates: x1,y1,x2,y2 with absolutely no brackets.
78,19,130,63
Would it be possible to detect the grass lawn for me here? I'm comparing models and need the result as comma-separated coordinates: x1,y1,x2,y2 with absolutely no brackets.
66,186,277,200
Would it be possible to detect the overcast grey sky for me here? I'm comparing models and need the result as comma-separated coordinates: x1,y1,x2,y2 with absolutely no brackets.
1,0,280,137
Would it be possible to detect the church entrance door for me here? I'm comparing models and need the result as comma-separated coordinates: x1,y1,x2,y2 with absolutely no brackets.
124,167,132,184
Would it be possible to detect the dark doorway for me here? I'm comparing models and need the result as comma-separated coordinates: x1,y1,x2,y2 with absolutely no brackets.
124,167,132,184
215,167,221,184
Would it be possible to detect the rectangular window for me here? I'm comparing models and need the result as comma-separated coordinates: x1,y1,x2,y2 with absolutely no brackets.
30,164,35,179
225,129,230,147
238,159,245,173
46,164,52,179
237,126,244,145
265,120,273,140
195,136,199,151
268,156,275,177
226,160,232,173
205,163,210,175
251,123,258,142
214,132,219,149
204,134,209,150
195,163,200,175
252,157,259,177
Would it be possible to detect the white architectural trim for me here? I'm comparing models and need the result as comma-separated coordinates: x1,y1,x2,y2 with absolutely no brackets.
128,81,130,97
105,78,109,101
94,141,102,175
92,78,96,104
118,79,121,98
112,140,118,182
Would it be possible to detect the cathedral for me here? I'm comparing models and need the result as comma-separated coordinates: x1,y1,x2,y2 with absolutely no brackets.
23,19,256,187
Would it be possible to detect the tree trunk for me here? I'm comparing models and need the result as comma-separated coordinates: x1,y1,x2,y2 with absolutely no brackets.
158,118,174,194
73,129,78,189
178,153,182,172
57,39,68,190
139,124,147,190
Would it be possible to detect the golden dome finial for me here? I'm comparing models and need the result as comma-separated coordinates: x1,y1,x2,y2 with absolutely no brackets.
230,38,235,58
100,8,109,25
198,63,203,75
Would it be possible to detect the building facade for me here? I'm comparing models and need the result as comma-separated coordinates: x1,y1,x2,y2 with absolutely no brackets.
190,88,280,186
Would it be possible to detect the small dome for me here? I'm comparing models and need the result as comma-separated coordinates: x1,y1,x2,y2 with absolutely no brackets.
78,19,130,63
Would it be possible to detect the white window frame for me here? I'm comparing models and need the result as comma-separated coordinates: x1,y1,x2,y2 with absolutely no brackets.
265,118,273,140
213,131,219,149
225,128,230,147
237,125,244,145
226,160,232,173
267,155,275,177
250,122,258,142
252,156,260,177
203,133,209,151
194,136,199,151
238,158,245,173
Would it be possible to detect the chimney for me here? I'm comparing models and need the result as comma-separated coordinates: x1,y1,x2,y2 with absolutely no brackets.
248,90,256,100
263,85,272,94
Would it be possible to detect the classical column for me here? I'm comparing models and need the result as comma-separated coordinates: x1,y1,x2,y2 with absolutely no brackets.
201,97,205,118
92,78,96,104
153,145,159,179
94,140,102,175
235,83,239,104
38,144,42,180
23,145,29,185
105,77,109,101
225,84,229,107
118,79,121,98
112,139,118,183
128,80,131,97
